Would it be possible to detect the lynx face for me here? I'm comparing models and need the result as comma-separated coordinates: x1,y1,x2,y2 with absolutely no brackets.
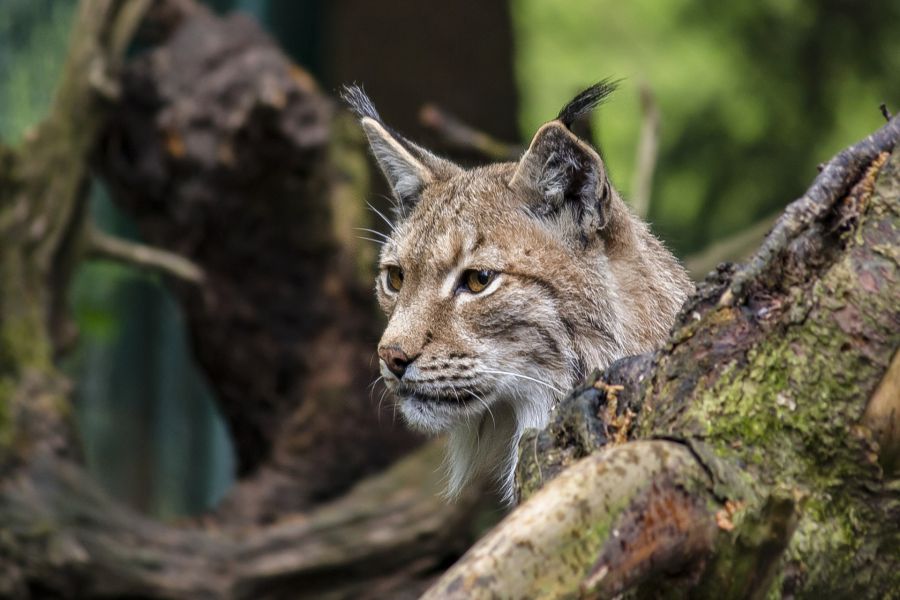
375,168,577,466
343,83,692,503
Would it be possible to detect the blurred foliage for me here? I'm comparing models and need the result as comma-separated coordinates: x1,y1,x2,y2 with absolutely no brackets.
513,0,900,254
0,0,74,142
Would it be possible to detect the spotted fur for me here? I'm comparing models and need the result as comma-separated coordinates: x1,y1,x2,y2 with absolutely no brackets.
344,83,693,503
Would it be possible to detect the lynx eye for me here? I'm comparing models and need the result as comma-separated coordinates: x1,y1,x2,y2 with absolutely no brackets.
463,269,495,294
385,266,404,292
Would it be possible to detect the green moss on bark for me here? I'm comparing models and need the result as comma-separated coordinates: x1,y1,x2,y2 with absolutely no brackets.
510,147,900,599
640,149,900,597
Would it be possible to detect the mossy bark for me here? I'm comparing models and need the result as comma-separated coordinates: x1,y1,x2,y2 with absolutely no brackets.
426,441,721,600
646,150,900,597
434,127,900,599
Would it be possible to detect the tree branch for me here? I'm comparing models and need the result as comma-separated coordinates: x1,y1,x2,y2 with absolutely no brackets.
720,111,900,306
0,0,156,459
423,442,723,599
430,136,900,598
96,5,422,506
3,0,898,596
419,104,523,161
2,3,478,597
86,224,205,284
684,212,779,279
629,82,660,218
0,442,482,598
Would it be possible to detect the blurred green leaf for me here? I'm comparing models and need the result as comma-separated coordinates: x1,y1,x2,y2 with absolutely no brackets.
512,0,900,254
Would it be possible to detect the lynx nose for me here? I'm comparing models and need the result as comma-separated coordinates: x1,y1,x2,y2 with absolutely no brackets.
379,346,415,379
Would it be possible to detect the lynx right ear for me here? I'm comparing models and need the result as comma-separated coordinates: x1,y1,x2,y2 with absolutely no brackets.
509,80,618,238
509,121,612,235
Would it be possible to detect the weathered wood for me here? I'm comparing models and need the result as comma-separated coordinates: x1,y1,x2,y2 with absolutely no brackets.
0,0,152,464
95,6,420,517
85,224,205,284
0,441,482,599
723,112,900,305
425,441,721,599
432,124,900,599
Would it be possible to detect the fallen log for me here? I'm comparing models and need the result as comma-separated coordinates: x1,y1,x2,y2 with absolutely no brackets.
427,117,900,598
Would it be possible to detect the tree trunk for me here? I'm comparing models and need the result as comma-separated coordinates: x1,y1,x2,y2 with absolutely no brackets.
427,120,900,599
95,2,423,519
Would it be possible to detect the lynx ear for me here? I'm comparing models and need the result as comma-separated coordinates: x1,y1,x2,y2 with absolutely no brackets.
359,117,433,204
341,84,459,212
509,121,612,234
509,80,618,236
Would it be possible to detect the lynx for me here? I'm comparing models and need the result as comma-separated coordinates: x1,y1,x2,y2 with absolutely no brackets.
342,82,693,503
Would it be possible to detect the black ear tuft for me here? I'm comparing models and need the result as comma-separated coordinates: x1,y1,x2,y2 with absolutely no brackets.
510,121,613,239
339,84,382,122
556,79,620,130
337,84,438,211
337,83,463,215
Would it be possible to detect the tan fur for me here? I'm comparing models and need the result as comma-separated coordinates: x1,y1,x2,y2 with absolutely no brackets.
348,86,694,503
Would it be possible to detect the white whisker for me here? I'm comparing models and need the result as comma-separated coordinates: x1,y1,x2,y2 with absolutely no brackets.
369,375,387,419
452,387,478,442
368,375,385,393
482,369,564,395
375,192,402,215
356,235,386,245
468,389,495,429
354,227,392,242
376,389,390,423
366,201,398,235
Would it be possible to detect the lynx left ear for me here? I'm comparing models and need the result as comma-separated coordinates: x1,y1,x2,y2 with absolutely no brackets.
341,84,457,212
359,117,433,204
509,121,611,234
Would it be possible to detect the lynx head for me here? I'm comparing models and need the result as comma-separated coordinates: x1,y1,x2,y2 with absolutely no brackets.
342,82,691,503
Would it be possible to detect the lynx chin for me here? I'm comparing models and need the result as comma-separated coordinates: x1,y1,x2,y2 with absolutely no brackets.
342,81,693,504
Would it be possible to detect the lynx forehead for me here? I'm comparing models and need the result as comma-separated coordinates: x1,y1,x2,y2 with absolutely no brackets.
342,81,693,503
